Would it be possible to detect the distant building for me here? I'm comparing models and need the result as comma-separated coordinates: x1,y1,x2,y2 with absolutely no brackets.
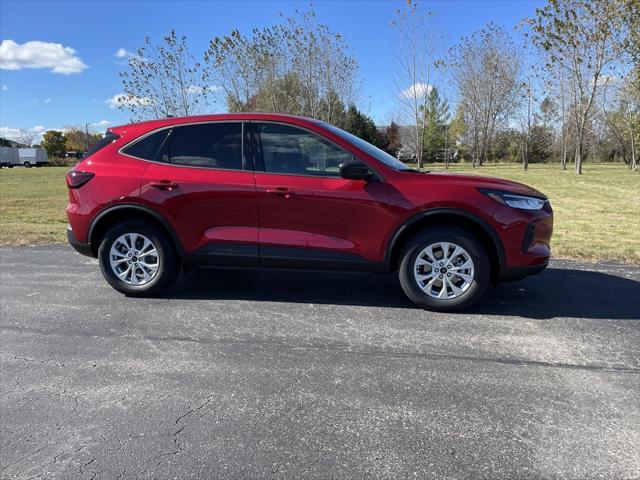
0,137,26,148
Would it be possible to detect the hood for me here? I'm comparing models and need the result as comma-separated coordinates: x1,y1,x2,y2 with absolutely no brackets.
408,171,547,199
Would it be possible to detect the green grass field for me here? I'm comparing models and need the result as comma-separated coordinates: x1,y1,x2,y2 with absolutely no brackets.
0,167,69,245
0,164,638,263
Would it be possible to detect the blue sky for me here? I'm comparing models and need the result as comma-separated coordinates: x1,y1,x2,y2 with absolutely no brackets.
0,0,543,141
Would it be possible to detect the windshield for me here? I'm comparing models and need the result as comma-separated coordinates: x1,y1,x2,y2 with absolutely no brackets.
321,123,412,171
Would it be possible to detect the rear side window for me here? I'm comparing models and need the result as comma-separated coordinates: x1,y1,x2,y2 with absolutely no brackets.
85,131,120,159
168,123,243,170
122,130,169,161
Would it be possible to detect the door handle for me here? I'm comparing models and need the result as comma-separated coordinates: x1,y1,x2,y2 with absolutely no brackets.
150,180,179,191
265,187,292,199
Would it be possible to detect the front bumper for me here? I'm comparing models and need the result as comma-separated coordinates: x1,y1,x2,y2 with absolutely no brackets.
498,258,549,282
498,215,551,281
66,224,94,257
492,200,553,281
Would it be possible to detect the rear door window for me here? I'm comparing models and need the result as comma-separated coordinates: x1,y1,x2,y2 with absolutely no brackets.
168,123,244,170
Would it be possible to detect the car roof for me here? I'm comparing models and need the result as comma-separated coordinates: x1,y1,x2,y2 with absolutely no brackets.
109,113,325,136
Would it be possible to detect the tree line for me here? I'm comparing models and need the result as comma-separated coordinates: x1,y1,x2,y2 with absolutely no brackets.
114,0,639,174
39,128,102,157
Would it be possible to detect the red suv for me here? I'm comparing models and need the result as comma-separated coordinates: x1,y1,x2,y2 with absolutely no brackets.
66,114,552,311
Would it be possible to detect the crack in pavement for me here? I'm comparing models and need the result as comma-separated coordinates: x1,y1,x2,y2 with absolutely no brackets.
150,394,215,470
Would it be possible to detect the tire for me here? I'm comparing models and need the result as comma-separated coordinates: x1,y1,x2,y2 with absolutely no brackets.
398,227,491,312
98,220,179,296
24,162,31,168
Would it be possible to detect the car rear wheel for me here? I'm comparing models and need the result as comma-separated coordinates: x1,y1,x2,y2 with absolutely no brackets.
398,227,491,311
98,220,179,296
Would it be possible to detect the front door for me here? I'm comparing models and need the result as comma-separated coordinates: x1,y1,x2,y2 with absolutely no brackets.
252,122,391,269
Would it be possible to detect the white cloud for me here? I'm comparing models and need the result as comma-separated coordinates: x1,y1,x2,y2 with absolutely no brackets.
1,84,7,91
106,93,150,109
0,126,21,139
113,47,145,64
0,125,48,143
114,48,131,59
400,83,433,99
184,85,204,95
184,84,222,95
0,40,87,74
93,119,111,127
44,98,52,103
590,75,617,87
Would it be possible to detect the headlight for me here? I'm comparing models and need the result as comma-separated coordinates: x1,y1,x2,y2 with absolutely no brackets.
480,189,547,210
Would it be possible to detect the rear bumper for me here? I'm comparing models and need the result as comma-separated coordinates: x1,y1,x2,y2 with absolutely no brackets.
67,224,94,257
498,258,549,282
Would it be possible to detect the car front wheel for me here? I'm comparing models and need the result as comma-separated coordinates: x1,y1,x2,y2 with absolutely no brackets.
398,227,491,311
98,221,179,296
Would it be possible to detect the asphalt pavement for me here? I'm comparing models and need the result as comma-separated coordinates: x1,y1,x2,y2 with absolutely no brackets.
1,244,639,479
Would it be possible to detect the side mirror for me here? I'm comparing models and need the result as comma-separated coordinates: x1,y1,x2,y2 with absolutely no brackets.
340,159,374,181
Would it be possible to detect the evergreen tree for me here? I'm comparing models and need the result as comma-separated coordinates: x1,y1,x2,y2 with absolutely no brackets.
384,121,402,156
421,87,450,162
343,104,382,147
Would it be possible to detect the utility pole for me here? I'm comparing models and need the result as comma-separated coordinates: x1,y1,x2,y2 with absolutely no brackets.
85,123,90,152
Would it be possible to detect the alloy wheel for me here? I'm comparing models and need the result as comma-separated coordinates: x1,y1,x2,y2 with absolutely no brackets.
109,233,159,286
413,242,475,300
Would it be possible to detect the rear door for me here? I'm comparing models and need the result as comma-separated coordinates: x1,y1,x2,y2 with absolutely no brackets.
135,122,259,263
252,121,391,269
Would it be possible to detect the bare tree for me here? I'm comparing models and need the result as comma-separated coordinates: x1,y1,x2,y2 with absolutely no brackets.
16,129,36,147
119,29,212,120
518,77,533,171
600,77,639,170
204,9,357,125
391,2,441,168
538,42,572,169
515,25,536,171
556,64,571,169
531,0,628,174
622,79,639,170
450,24,520,167
284,10,357,122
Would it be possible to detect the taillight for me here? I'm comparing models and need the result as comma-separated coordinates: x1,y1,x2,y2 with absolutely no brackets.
66,170,95,189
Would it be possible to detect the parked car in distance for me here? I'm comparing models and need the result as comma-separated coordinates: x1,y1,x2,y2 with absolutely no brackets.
66,113,553,311
397,147,416,163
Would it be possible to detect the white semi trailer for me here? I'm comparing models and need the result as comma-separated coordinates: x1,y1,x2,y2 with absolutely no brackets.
18,148,48,167
0,147,19,168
